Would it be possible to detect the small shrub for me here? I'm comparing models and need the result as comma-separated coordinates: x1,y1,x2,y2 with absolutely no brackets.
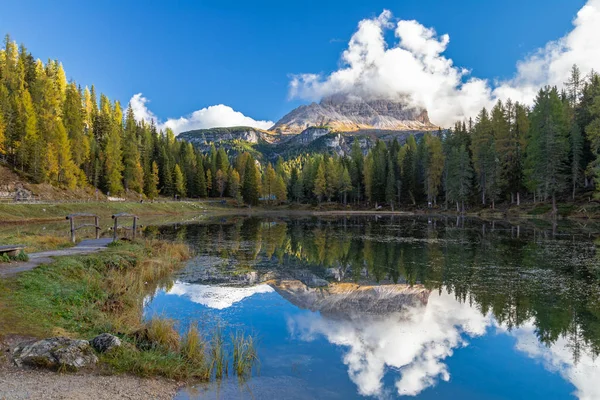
16,250,29,262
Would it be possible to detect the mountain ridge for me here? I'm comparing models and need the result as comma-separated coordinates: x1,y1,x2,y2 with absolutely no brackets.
270,94,438,134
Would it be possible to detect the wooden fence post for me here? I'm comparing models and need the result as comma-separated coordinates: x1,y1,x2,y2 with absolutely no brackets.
94,216,100,239
113,216,118,241
132,216,138,240
69,216,75,243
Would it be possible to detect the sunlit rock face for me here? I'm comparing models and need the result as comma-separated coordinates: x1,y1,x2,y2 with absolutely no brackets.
271,94,437,134
288,290,492,398
271,280,430,319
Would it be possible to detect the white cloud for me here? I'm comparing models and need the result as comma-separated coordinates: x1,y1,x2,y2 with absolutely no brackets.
290,1,600,127
167,281,274,310
503,321,600,400
128,93,274,134
289,291,492,397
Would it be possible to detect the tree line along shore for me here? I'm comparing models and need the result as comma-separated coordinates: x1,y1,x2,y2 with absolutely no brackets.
1,36,600,217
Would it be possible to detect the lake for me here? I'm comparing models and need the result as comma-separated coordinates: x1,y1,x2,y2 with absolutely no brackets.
143,215,600,399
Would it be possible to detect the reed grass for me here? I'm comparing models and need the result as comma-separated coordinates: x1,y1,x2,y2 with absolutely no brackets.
209,324,228,379
231,329,259,378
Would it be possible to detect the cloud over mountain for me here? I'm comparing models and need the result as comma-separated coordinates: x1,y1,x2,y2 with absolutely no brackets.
129,93,274,134
289,0,600,127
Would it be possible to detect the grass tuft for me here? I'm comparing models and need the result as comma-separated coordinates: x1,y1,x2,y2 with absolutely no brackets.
209,325,228,379
232,330,259,379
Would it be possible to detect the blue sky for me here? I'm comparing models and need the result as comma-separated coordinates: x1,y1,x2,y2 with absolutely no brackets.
0,0,591,129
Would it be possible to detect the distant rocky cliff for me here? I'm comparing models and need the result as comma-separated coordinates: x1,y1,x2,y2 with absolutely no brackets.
270,94,437,134
178,126,276,145
271,280,431,319
177,94,440,158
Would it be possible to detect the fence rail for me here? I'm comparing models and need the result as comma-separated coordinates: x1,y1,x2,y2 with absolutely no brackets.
66,213,101,243
111,213,139,241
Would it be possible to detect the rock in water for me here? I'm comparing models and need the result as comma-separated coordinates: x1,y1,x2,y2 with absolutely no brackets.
13,337,98,371
90,333,122,353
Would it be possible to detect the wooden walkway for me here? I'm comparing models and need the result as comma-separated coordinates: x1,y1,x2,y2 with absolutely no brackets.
0,238,113,278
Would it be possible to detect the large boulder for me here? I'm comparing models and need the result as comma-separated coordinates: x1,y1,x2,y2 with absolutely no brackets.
13,337,98,371
90,333,121,353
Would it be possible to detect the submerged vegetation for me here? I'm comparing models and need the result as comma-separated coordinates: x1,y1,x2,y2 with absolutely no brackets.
0,238,258,381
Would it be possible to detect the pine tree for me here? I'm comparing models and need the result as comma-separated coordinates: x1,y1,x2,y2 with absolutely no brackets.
290,167,304,203
229,168,242,205
350,140,364,203
63,82,89,167
104,122,124,194
424,134,444,206
205,169,212,195
122,104,144,192
340,166,352,205
173,163,186,197
471,108,500,206
385,156,396,210
314,161,327,204
146,161,160,199
274,175,287,204
216,169,226,197
526,86,570,215
446,145,473,212
195,158,208,197
242,155,260,205
0,112,5,155
263,163,277,204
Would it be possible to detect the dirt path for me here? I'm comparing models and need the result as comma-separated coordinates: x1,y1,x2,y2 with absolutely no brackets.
0,238,113,278
0,368,179,400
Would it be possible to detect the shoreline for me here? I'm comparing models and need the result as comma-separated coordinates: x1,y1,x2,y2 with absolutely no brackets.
2,199,599,226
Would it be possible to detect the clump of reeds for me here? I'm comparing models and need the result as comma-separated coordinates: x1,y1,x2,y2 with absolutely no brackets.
144,317,180,352
209,324,228,379
181,323,209,378
231,329,259,378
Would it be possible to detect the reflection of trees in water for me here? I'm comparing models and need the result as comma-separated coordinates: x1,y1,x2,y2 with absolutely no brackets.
155,216,600,361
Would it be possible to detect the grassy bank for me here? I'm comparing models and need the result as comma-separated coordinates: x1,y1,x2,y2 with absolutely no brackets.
0,200,229,224
0,239,256,381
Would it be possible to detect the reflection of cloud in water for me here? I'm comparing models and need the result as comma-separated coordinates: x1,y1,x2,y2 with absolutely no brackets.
167,281,274,310
505,322,600,400
288,292,492,397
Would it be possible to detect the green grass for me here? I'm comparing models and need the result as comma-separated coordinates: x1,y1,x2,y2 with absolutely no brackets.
0,250,29,263
0,200,222,223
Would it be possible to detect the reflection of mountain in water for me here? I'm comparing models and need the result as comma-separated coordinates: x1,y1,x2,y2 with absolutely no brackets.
290,291,491,397
166,279,600,399
271,280,430,319
153,215,600,398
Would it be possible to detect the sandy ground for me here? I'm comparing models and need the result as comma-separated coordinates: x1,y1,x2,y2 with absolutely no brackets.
0,369,179,400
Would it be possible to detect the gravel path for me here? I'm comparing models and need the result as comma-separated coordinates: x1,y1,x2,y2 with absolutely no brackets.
0,368,178,400
0,238,113,278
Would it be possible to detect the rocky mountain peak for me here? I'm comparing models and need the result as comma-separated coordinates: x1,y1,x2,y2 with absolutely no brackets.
271,93,437,134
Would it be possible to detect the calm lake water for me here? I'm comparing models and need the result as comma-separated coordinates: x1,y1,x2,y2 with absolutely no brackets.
144,215,600,400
